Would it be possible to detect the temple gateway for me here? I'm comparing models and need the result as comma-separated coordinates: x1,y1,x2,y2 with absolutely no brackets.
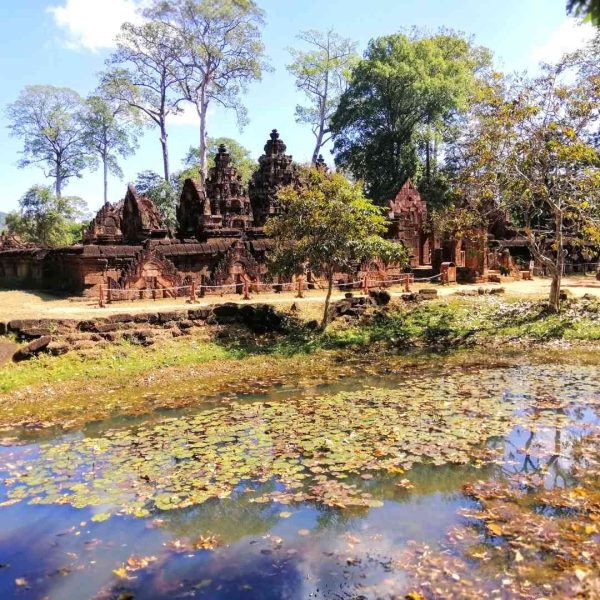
0,129,536,298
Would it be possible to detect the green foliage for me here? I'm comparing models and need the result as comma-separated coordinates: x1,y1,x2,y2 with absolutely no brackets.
103,20,187,180
5,185,88,246
183,137,256,185
331,29,491,202
83,91,141,203
0,212,6,231
438,71,510,239
449,51,600,310
134,170,179,230
265,168,408,326
567,0,600,24
5,85,94,197
287,29,358,163
145,0,268,176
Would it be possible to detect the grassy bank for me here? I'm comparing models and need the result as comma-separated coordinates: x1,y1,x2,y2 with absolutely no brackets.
0,295,599,432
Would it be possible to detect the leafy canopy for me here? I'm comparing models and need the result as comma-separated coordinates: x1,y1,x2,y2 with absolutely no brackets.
266,168,407,275
287,29,358,163
331,30,491,202
145,0,268,175
5,85,93,197
266,168,407,326
5,185,88,247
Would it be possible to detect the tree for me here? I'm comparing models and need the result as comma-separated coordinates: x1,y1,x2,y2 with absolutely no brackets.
435,71,511,256
134,170,178,229
103,20,186,181
146,0,268,179
500,62,600,311
83,92,141,205
567,0,600,25
330,30,491,202
265,168,408,328
449,54,600,311
5,185,88,247
182,136,255,184
6,85,93,198
287,29,358,164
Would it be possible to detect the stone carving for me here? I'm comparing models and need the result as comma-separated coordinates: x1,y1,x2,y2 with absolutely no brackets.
0,232,27,250
0,131,443,297
114,247,182,291
205,144,254,231
177,178,211,239
387,179,429,266
83,201,124,245
121,185,167,243
249,129,296,226
212,238,261,285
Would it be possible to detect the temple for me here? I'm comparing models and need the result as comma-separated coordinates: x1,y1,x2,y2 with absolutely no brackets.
0,128,525,297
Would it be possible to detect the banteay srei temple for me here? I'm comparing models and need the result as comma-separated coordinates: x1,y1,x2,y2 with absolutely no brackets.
0,129,530,298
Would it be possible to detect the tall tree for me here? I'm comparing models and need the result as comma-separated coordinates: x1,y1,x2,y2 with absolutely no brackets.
331,30,491,202
182,136,256,184
501,63,600,310
146,0,268,180
287,29,358,164
5,185,88,247
435,71,511,254
103,20,186,181
6,85,93,198
265,168,407,328
449,52,600,311
83,92,141,205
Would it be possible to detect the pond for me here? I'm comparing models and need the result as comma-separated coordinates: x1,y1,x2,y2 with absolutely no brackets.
0,355,598,599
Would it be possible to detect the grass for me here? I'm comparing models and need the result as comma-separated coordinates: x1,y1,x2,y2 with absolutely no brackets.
1,295,599,432
0,336,235,394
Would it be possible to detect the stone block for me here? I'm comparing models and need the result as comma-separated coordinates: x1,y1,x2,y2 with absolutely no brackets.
13,335,52,361
188,308,211,320
419,288,438,298
158,311,184,324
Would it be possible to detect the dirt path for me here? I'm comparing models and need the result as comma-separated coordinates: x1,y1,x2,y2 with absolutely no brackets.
1,276,599,321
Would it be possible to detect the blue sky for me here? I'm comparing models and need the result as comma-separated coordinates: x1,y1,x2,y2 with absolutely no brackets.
0,0,594,214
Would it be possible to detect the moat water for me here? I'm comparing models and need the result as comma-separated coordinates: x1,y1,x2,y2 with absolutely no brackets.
0,355,598,599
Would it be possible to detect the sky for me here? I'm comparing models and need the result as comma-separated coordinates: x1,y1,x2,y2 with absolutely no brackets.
0,0,595,214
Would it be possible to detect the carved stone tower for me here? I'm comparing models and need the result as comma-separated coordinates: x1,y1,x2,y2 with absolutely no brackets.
248,130,295,227
205,144,253,230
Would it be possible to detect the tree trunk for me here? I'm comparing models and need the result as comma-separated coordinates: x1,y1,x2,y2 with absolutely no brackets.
311,129,324,165
103,157,108,205
160,121,170,181
425,138,431,185
321,267,334,329
199,101,208,182
548,212,564,312
55,161,62,198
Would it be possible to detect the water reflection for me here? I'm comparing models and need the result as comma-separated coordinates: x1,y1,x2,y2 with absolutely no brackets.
0,361,597,599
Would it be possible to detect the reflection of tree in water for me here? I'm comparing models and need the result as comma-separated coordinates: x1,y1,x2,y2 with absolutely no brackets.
159,481,280,545
500,398,594,488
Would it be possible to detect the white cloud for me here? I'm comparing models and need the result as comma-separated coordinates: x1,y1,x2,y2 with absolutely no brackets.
48,0,142,52
530,18,595,65
170,105,200,127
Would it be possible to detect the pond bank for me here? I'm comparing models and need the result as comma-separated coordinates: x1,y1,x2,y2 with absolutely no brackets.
1,295,600,433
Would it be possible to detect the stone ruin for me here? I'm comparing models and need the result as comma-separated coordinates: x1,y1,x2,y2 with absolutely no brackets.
248,129,296,226
0,129,434,297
